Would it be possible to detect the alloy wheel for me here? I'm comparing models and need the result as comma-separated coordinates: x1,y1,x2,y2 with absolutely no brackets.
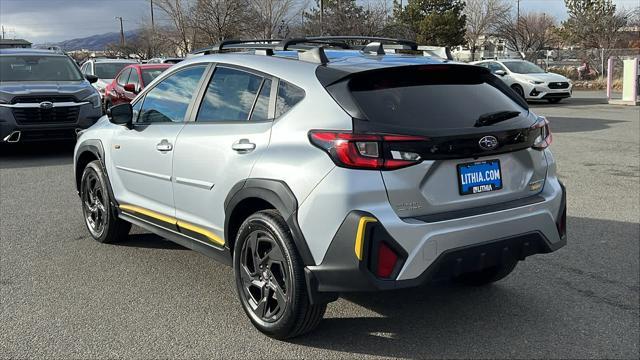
82,171,107,237
239,230,290,322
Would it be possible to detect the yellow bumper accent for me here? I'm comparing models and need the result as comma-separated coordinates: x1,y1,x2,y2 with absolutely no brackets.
355,216,377,261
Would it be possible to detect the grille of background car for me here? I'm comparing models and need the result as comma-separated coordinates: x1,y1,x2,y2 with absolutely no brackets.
548,82,570,89
12,106,80,124
11,95,77,104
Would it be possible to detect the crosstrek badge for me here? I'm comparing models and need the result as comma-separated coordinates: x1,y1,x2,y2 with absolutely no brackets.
457,160,503,195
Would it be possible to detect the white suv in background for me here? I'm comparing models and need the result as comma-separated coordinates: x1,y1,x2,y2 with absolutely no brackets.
80,58,138,100
472,59,573,103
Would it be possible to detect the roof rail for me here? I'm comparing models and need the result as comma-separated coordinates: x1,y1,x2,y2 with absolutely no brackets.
187,36,423,64
190,39,282,55
277,36,417,51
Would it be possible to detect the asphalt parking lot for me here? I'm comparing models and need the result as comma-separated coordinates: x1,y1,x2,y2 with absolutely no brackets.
1,91,638,359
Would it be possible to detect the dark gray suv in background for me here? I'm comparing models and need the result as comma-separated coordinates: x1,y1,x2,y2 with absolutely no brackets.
0,48,103,143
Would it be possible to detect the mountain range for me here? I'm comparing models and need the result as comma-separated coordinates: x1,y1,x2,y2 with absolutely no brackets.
38,30,140,51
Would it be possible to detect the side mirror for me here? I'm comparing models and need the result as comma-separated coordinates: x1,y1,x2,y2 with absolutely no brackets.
494,70,506,76
85,74,99,84
106,103,133,128
123,83,138,93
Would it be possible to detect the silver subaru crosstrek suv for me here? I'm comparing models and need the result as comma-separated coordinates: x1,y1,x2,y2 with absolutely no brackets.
73,37,567,339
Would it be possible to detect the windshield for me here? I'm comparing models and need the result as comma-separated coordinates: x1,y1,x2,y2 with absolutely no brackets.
502,61,545,74
95,62,132,79
0,55,83,82
141,68,166,86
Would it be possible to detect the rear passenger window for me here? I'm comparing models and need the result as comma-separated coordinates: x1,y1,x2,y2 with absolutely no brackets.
250,79,272,121
138,65,206,123
275,81,304,118
196,67,263,122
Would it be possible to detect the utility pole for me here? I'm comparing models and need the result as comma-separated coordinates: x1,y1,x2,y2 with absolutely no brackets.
320,0,324,36
115,16,125,46
150,0,155,32
149,0,155,58
516,0,521,25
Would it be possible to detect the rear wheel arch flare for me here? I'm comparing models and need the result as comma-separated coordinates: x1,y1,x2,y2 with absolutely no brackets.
226,197,275,255
224,179,315,266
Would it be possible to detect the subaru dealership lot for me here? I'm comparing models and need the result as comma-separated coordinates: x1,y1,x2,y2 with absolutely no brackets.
1,91,638,358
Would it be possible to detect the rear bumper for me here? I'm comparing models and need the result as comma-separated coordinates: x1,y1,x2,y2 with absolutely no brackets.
304,180,566,301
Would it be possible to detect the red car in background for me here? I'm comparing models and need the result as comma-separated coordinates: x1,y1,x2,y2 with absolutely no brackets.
103,63,171,110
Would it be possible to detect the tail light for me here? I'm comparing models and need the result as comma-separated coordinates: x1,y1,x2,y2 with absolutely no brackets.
531,116,552,150
376,242,399,278
308,130,426,170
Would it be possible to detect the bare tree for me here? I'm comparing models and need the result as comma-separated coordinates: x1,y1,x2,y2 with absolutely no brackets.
191,0,250,45
153,0,196,54
494,11,556,59
464,0,511,61
248,0,299,39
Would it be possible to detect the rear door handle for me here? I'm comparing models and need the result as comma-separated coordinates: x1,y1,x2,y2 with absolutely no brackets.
232,139,256,153
156,139,173,152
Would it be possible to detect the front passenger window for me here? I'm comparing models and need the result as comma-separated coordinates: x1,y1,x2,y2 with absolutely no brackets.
138,66,206,124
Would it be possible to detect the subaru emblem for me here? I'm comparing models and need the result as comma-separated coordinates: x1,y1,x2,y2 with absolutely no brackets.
39,101,54,109
478,135,499,151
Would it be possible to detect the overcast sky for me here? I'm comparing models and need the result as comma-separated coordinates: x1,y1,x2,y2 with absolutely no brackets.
0,0,638,44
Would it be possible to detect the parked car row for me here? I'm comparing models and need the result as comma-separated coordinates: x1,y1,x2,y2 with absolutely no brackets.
0,49,181,143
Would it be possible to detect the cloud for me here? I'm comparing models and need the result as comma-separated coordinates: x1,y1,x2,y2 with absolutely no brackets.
0,0,150,43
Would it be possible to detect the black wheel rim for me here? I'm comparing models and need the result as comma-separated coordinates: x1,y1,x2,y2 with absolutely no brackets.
239,230,290,322
82,171,107,237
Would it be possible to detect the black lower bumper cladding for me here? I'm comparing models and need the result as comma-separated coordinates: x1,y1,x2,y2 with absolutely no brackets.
305,187,567,303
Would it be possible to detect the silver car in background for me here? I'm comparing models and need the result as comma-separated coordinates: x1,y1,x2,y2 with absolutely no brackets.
73,37,567,339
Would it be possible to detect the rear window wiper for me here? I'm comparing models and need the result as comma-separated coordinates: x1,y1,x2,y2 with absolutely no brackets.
474,110,521,127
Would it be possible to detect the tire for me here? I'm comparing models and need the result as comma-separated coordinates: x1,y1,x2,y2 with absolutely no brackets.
80,160,131,243
453,260,518,286
547,98,562,104
511,84,525,99
233,209,326,339
103,99,112,114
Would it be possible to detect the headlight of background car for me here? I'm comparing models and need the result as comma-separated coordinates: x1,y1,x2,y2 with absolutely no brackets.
528,80,545,85
83,92,102,108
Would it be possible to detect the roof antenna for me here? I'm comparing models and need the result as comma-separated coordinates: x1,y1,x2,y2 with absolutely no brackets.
362,42,385,55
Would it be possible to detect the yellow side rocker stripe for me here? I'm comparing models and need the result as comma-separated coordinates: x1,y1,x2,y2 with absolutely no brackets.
176,220,225,246
119,204,177,225
355,216,377,261
119,204,224,246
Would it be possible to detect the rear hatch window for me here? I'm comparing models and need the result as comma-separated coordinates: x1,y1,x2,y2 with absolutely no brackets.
348,65,527,132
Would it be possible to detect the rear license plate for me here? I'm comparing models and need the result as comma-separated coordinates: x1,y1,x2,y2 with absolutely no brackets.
457,160,503,195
